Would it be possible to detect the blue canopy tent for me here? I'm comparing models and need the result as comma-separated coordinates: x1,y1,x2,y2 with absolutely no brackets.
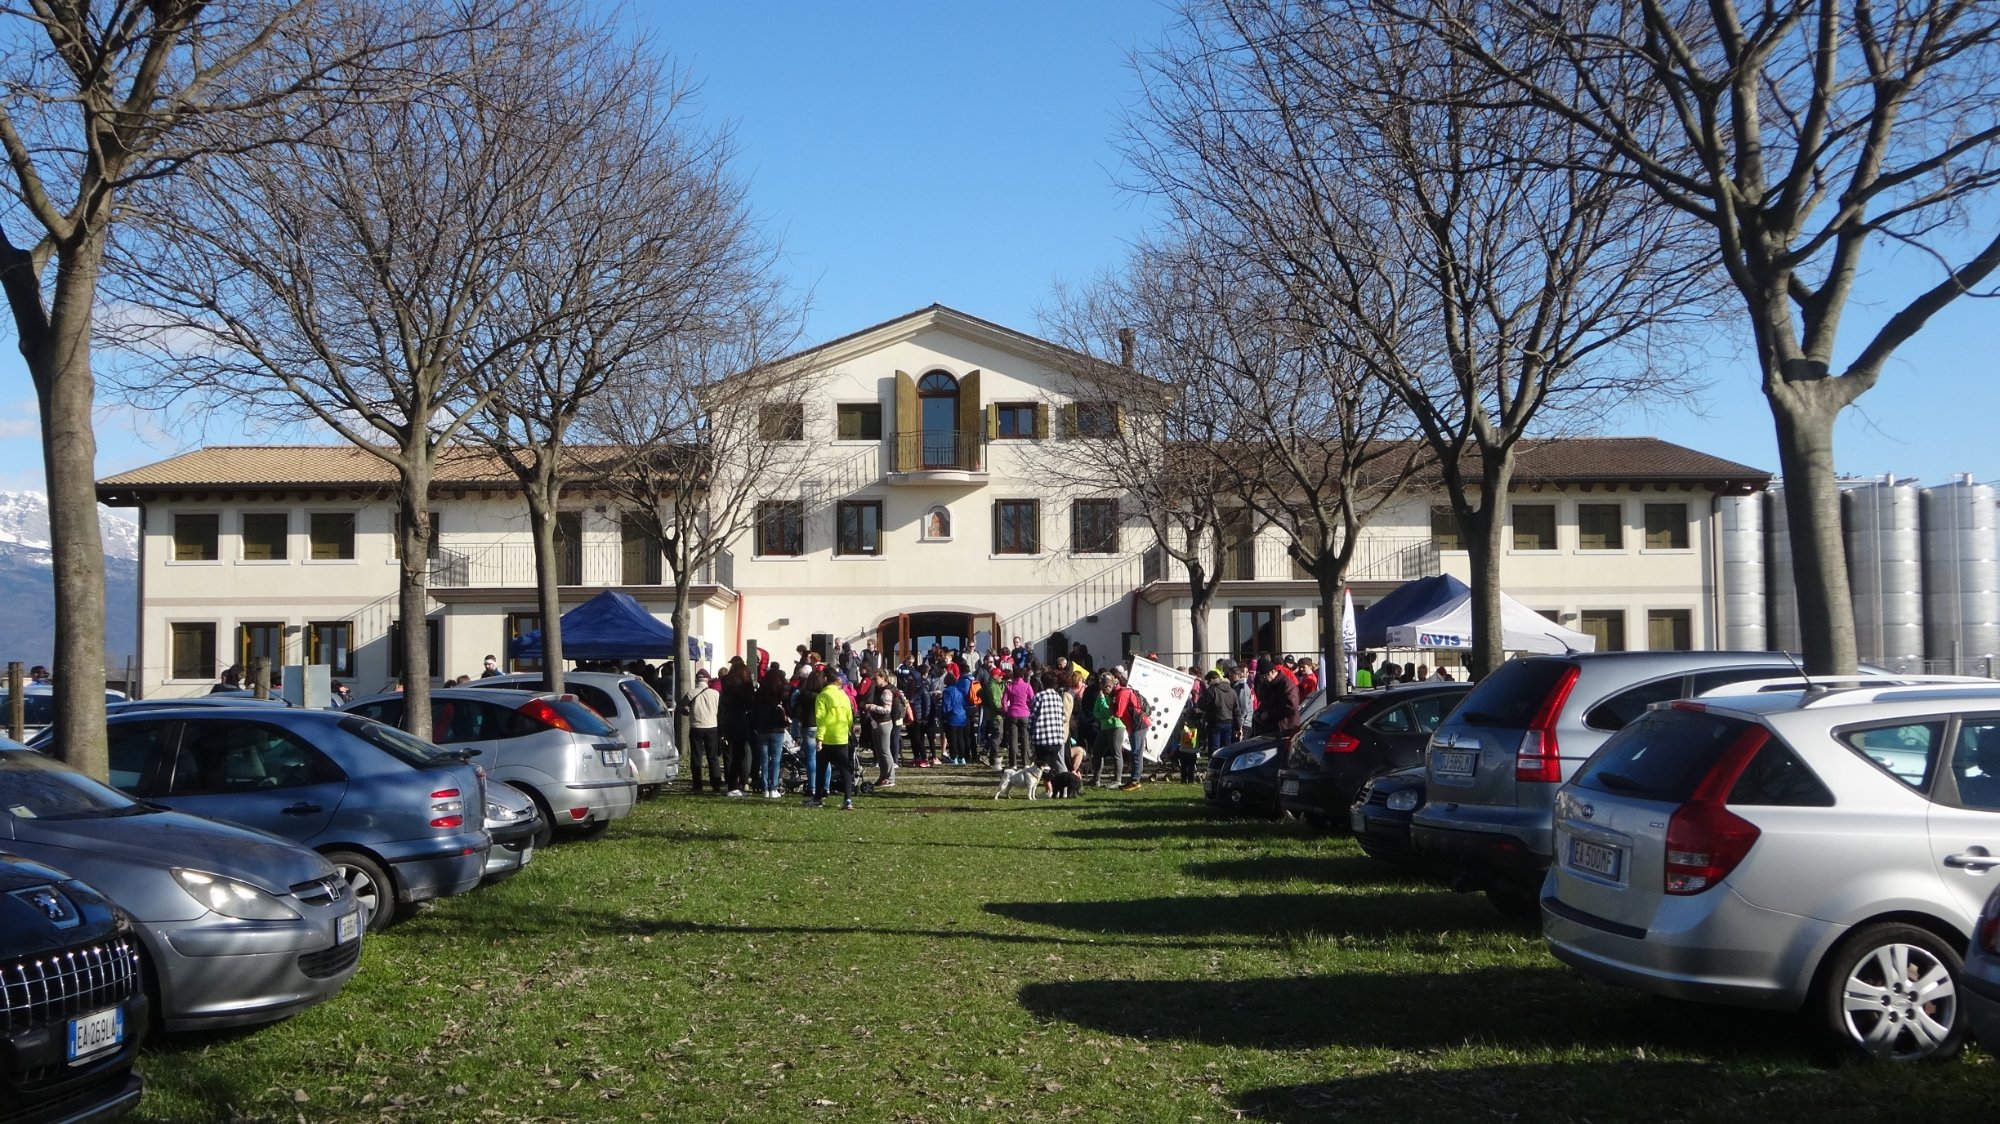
508,590,696,661
1353,574,1471,649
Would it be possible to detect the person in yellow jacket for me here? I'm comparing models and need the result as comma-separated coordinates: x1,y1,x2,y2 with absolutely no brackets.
815,674,858,810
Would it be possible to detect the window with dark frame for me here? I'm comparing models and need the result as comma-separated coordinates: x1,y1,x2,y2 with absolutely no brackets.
1229,605,1280,661
238,621,284,670
836,403,882,441
389,617,444,678
1073,401,1117,437
308,512,355,560
173,513,219,561
240,513,288,561
1576,503,1624,550
508,612,543,674
1429,506,1462,551
1644,503,1690,549
994,403,1036,438
170,622,216,680
994,499,1039,555
1512,504,1557,550
755,500,804,557
306,620,354,677
1071,499,1120,555
759,403,806,442
836,500,883,556
1578,609,1626,652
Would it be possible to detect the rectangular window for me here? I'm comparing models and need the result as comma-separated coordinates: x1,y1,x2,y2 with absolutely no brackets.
994,403,1036,439
554,512,583,585
507,612,543,674
1644,502,1690,549
621,513,662,584
755,500,804,557
173,513,219,561
1429,506,1462,552
1229,605,1280,662
391,512,441,561
1647,609,1692,651
1512,504,1556,551
389,617,443,678
240,513,289,561
836,500,883,556
759,403,805,442
170,622,217,680
308,512,356,560
238,621,284,671
1578,610,1626,653
1071,499,1120,555
994,499,1039,555
305,620,354,677
836,403,882,441
1576,503,1624,550
1221,508,1257,580
1073,401,1117,438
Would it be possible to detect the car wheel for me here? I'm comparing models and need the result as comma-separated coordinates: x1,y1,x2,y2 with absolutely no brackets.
514,784,555,851
1817,921,1966,1062
326,850,396,934
571,818,613,841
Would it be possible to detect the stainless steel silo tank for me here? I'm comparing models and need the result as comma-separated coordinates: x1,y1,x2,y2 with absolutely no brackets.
1920,476,2000,674
1765,487,1801,652
1843,477,1925,671
1719,493,1766,650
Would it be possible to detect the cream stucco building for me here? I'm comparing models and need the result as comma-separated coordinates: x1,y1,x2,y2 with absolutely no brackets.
98,306,1769,696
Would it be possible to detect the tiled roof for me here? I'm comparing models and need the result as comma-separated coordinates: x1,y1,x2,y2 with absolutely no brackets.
98,445,572,489
1508,437,1768,483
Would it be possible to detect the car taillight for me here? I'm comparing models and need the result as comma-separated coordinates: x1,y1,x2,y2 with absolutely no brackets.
430,786,464,829
1323,730,1361,756
519,698,573,731
1515,664,1580,783
636,740,651,750
1977,909,2000,956
1663,726,1769,895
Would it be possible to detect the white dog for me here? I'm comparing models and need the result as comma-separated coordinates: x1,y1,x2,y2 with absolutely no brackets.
993,765,1048,800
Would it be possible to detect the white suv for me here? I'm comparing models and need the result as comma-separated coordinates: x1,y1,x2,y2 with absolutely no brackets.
1541,680,2000,1061
464,671,677,793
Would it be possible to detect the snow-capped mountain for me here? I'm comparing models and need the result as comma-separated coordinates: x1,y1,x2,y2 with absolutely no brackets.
0,491,138,667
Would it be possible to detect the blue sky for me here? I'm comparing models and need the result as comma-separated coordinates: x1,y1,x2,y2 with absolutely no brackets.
1,0,1992,492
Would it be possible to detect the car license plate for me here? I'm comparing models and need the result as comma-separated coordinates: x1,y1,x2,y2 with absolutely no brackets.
1350,809,1368,833
1567,836,1623,880
67,1007,122,1063
1280,778,1300,796
600,749,626,767
519,842,534,867
337,910,360,944
1433,750,1476,777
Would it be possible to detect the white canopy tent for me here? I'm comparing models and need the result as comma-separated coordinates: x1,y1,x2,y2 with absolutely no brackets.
1382,589,1597,654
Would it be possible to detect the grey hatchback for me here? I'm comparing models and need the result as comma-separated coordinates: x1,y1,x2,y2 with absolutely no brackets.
1411,651,1812,913
94,706,490,933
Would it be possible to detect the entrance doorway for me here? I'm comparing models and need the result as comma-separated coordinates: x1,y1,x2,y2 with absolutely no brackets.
877,610,997,662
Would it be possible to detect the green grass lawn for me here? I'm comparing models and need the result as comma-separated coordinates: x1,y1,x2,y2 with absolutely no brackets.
132,770,1994,1122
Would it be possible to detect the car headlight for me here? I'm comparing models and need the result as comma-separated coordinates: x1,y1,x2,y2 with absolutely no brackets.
1386,789,1420,812
486,799,521,823
171,868,299,921
1228,747,1276,772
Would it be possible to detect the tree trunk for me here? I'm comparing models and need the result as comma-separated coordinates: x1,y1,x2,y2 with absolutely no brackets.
11,240,110,779
395,467,434,739
525,489,566,693
1769,384,1857,674
1461,494,1506,678
671,584,693,760
1185,558,1212,670
1313,565,1345,698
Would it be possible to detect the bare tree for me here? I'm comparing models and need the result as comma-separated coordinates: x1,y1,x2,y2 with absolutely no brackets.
1399,0,2000,675
463,62,762,695
1126,0,1715,674
115,0,616,738
581,295,809,753
0,0,476,775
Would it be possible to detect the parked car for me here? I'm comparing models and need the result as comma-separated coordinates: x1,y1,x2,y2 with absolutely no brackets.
0,851,147,1122
1349,765,1432,867
463,671,678,794
88,705,490,933
482,780,541,883
1541,681,2000,1061
346,688,634,843
1205,692,1324,816
1968,882,2000,1051
1411,652,1829,914
1278,681,1470,825
1,685,128,737
0,740,363,1032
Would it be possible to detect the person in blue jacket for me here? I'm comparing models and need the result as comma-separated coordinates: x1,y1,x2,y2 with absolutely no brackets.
941,670,973,765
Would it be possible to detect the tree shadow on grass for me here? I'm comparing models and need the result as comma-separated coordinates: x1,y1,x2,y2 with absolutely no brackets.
1231,1059,1996,1124
984,890,1499,941
1056,821,1311,843
1017,969,1806,1060
1181,854,1440,889
1073,801,1233,824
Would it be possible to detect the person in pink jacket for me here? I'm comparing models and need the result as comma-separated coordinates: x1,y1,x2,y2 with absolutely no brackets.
1000,668,1034,769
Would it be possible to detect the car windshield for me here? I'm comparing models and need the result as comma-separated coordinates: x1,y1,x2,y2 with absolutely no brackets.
0,748,149,820
1571,707,1760,802
341,715,462,767
1451,659,1578,728
620,678,669,719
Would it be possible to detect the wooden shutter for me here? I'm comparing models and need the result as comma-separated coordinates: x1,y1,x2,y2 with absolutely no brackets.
1113,403,1126,437
1033,403,1049,440
1058,404,1077,439
958,369,981,469
985,404,998,440
894,370,917,471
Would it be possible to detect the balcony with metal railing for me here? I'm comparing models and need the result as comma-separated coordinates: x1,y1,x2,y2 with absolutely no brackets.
1154,535,1439,585
885,430,985,482
428,541,732,590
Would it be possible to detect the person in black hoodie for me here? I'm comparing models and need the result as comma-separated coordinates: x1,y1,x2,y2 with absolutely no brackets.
718,659,756,797
751,667,792,798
